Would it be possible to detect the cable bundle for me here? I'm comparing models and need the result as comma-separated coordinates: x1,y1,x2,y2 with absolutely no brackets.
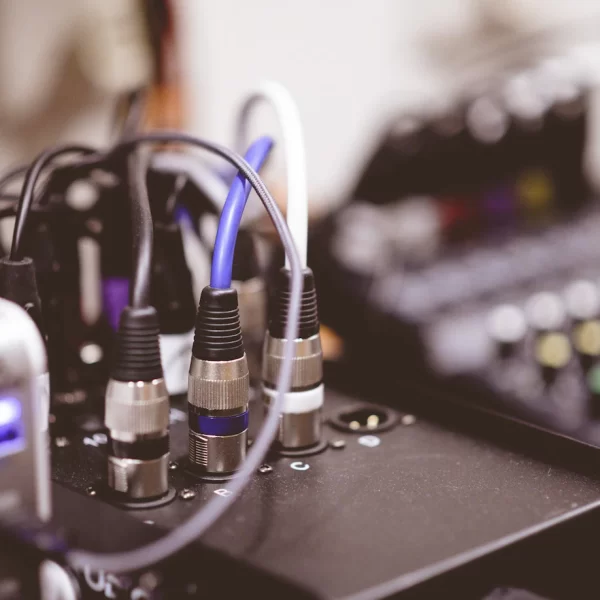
0,81,310,573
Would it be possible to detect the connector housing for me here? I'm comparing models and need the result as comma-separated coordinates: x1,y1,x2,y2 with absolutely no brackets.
105,306,170,501
188,286,250,475
263,267,324,450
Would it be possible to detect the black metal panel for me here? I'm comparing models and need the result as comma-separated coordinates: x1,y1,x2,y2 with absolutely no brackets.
51,387,600,599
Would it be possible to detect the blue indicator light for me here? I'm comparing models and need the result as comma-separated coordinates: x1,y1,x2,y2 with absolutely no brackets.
0,397,25,457
194,411,249,436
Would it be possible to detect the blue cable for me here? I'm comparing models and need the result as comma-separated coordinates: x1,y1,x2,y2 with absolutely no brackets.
211,136,274,289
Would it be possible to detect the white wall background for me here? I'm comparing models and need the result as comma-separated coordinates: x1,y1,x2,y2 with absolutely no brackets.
175,1,435,208
2,0,600,208
175,0,600,208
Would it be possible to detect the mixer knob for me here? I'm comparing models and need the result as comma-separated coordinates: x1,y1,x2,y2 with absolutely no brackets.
534,332,572,385
564,280,600,322
572,319,600,371
486,304,527,358
525,292,566,333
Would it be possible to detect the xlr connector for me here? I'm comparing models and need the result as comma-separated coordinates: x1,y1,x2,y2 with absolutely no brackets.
105,306,170,501
263,267,323,450
188,287,249,475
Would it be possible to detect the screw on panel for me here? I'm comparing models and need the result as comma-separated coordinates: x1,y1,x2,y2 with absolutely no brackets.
258,464,273,474
179,488,196,501
329,439,346,449
139,572,161,591
169,461,178,471
86,486,97,497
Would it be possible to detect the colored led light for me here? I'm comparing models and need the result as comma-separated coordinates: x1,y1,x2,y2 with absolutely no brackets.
574,321,600,356
484,185,515,218
194,411,249,436
588,365,600,395
516,168,554,212
0,397,21,428
0,397,25,457
535,333,571,369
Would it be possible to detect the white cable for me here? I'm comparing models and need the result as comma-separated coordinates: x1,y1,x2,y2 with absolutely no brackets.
236,81,308,268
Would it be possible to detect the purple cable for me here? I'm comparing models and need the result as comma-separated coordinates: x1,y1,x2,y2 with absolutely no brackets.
210,136,273,288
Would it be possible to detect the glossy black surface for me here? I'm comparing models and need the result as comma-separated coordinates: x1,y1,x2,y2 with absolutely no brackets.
52,386,600,599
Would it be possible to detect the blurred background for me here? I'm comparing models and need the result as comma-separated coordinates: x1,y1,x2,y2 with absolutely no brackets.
5,0,600,441
3,0,600,208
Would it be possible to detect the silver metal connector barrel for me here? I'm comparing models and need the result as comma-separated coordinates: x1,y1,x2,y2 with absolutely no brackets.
188,430,248,473
187,355,250,474
105,378,170,500
262,333,324,450
262,334,323,389
188,356,249,411
108,455,169,499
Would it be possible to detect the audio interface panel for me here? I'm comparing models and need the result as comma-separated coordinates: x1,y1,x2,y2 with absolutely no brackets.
3,60,600,600
47,385,600,600
311,60,600,449
371,209,600,446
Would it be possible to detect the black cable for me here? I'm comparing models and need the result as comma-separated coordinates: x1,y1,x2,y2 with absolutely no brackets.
0,160,82,208
5,141,151,311
116,131,302,292
0,164,28,191
69,130,304,574
0,164,66,201
119,89,148,141
0,177,69,216
117,132,294,254
127,149,153,308
10,145,97,260
114,129,302,310
0,205,16,219
165,173,187,219
5,132,297,316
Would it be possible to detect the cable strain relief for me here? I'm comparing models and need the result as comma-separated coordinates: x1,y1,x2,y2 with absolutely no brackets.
111,306,164,382
0,256,45,338
192,286,244,361
269,267,320,339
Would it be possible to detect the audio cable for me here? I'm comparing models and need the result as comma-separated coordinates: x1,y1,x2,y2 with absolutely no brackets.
237,82,324,452
263,266,323,451
0,164,29,194
152,151,230,216
103,148,170,502
0,146,98,436
187,136,273,477
9,146,99,262
236,81,308,267
0,132,302,570
67,130,303,574
211,136,274,290
0,146,99,327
